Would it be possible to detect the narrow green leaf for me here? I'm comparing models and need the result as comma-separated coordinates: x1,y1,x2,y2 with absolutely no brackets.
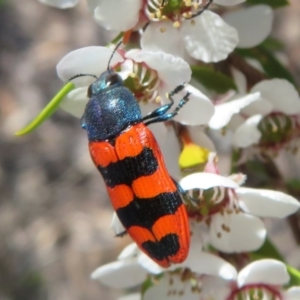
141,276,155,296
287,265,300,286
109,32,123,45
236,47,296,87
246,0,289,8
191,65,237,94
15,82,75,136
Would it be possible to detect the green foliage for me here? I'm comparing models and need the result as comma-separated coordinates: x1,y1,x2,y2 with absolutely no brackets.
15,82,75,136
260,37,285,51
286,265,300,286
236,46,296,87
246,0,289,8
191,65,237,94
252,238,284,261
286,179,300,193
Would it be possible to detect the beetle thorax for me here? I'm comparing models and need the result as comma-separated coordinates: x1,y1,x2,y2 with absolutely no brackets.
82,75,143,141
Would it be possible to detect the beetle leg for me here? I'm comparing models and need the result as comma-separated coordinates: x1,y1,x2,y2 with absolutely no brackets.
144,91,190,126
142,103,173,121
171,177,199,206
142,83,186,121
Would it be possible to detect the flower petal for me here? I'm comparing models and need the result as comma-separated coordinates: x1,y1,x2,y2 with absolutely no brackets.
237,187,300,218
237,259,290,287
209,92,261,129
118,293,141,300
39,0,79,8
180,172,239,190
240,97,273,117
118,243,138,260
251,79,300,115
223,5,273,48
201,276,232,300
137,252,164,275
93,0,142,31
232,115,263,148
210,213,266,252
56,47,123,86
125,50,191,87
160,84,214,126
182,11,239,62
143,273,203,300
188,127,216,151
141,21,188,61
159,125,182,179
91,259,147,288
231,68,247,95
60,87,88,117
284,287,300,300
183,251,237,280
214,0,245,5
111,212,126,237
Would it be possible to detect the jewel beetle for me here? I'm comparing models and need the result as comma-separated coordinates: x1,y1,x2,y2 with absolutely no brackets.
80,46,191,268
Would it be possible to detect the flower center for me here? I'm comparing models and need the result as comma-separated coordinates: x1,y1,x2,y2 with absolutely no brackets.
118,60,160,103
258,113,300,151
145,0,204,25
226,284,282,300
185,186,239,221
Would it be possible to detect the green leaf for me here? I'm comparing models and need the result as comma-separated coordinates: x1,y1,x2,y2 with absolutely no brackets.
246,0,289,8
287,265,300,286
230,148,242,174
141,276,155,296
286,179,300,193
252,238,285,261
191,65,237,94
260,37,285,51
15,82,75,136
236,46,296,87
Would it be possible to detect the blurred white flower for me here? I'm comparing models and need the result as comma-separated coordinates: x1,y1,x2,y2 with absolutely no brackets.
56,46,214,126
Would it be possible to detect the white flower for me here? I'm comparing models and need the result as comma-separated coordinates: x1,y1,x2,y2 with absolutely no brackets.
232,79,300,149
92,234,237,295
224,260,300,300
179,169,300,253
186,259,300,300
90,0,240,63
119,259,300,300
56,46,214,126
141,10,239,63
223,5,274,48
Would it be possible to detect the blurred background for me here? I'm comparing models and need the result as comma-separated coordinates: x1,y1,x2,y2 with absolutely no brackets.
0,0,300,299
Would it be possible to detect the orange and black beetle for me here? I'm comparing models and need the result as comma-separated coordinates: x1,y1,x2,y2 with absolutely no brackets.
81,68,191,267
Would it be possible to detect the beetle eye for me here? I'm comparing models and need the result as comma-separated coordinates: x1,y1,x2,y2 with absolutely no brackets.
87,84,93,98
105,73,121,87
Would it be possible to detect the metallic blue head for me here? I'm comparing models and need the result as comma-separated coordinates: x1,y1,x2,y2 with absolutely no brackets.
81,70,143,141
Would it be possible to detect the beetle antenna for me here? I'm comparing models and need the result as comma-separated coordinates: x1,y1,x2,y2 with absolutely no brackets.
68,73,98,82
107,41,123,71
